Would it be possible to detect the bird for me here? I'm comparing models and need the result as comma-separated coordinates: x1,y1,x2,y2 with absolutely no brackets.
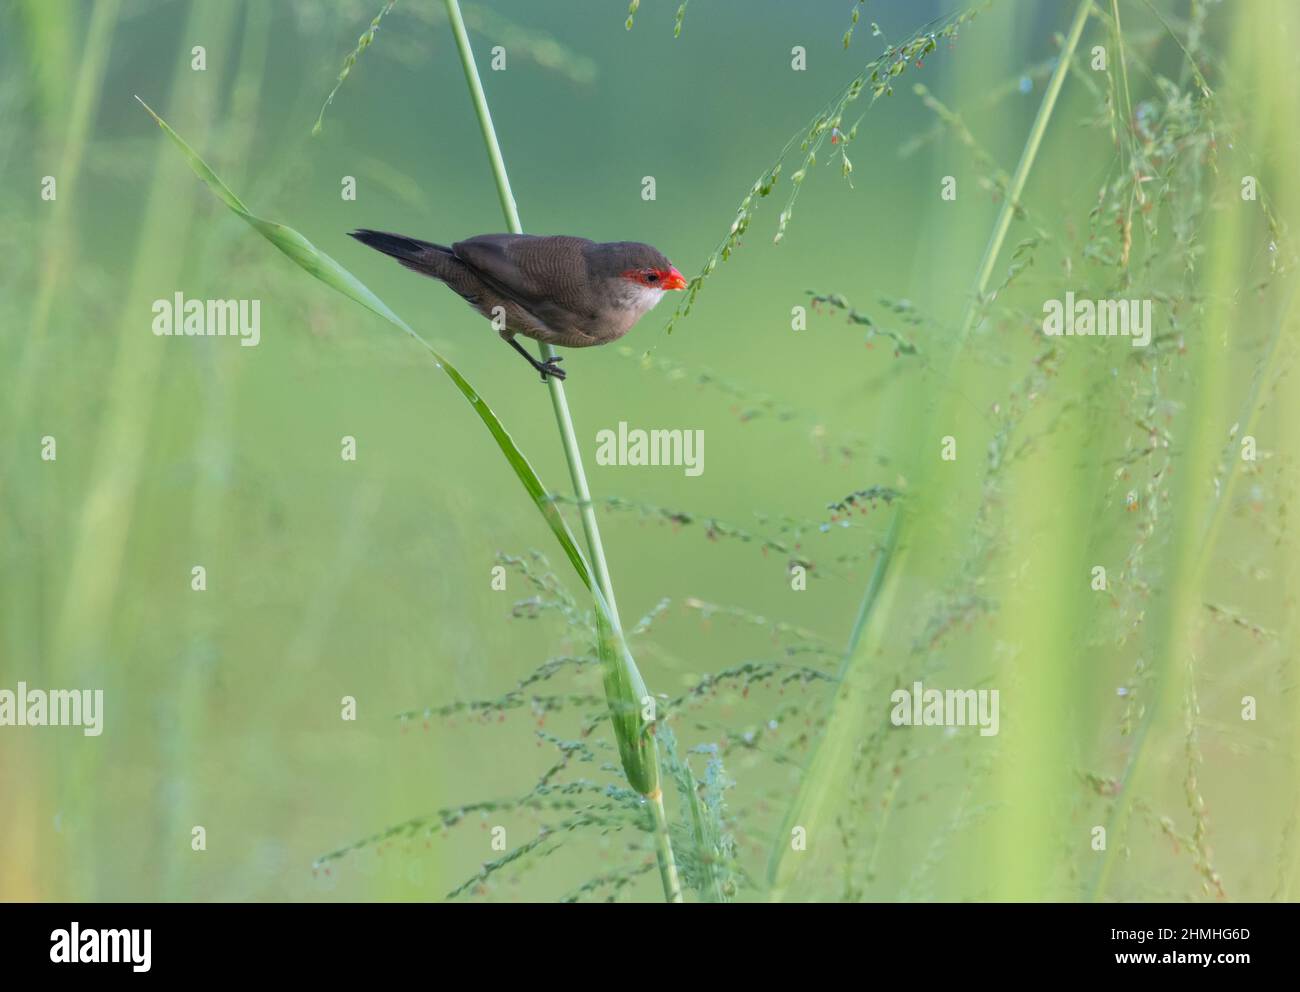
349,229,688,381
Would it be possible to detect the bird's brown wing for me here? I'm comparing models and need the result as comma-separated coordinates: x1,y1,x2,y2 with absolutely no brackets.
451,235,603,340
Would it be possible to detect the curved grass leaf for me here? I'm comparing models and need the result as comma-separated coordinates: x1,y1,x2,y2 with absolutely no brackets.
135,96,658,796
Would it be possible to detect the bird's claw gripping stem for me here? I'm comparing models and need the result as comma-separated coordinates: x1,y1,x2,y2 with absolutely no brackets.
538,356,566,382
506,336,566,381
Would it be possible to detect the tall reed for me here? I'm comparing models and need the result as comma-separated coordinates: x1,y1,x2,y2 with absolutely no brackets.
439,0,681,903
137,3,684,892
50,2,239,899
768,0,1094,896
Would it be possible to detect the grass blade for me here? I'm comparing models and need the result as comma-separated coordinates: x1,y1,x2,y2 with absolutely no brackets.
766,0,1093,895
134,94,627,721
134,96,669,831
439,0,681,900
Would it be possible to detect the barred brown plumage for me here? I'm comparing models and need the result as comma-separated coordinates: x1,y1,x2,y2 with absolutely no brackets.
350,229,685,381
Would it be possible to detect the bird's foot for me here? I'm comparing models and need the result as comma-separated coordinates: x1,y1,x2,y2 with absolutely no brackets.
537,356,566,382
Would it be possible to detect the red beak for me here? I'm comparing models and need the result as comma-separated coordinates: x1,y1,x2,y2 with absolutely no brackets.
661,266,688,291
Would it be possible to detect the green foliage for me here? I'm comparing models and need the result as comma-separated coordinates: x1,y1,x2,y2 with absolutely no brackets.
806,291,922,356
312,0,1299,902
313,1,397,136
136,94,662,818
661,3,990,338
661,727,741,901
136,99,596,590
12,0,1289,906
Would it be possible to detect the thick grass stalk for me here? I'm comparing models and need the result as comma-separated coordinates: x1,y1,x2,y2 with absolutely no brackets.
9,0,120,426
767,512,903,892
1,0,119,903
1088,4,1293,901
1283,286,1300,900
53,4,238,901
440,0,680,902
162,0,273,900
768,0,1092,896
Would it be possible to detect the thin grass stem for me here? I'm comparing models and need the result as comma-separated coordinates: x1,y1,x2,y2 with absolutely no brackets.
957,0,1091,349
768,0,1093,896
441,0,680,902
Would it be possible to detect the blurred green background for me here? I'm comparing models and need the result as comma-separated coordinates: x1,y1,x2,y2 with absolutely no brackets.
1,0,1297,902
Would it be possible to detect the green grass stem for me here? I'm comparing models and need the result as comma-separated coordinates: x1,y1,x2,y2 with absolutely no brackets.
768,0,1093,896
440,0,681,902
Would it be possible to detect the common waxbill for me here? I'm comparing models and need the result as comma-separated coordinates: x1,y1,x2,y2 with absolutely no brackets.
349,230,687,381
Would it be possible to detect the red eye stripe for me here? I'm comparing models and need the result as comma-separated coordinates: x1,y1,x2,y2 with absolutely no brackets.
620,267,687,290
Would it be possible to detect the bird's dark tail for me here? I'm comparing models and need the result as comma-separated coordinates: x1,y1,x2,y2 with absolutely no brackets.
349,228,462,284
349,228,450,262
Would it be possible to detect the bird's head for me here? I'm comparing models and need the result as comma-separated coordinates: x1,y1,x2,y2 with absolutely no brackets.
594,242,688,293
620,263,688,292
